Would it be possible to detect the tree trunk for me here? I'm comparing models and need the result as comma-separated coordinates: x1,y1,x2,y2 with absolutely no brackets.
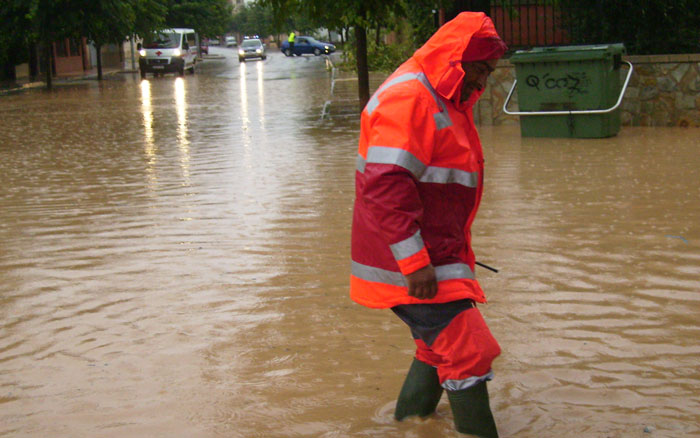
96,43,103,81
45,43,53,90
1,56,16,83
355,25,369,111
375,24,381,46
29,43,39,81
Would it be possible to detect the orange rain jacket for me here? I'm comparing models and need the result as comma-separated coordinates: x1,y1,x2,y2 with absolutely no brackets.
351,12,501,309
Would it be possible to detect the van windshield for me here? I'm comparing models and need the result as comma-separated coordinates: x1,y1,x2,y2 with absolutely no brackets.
144,32,181,49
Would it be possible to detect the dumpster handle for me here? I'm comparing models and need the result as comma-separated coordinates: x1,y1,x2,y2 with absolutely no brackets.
503,61,634,116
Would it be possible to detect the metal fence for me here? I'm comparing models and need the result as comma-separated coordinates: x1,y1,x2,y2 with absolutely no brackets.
491,0,569,49
453,0,570,49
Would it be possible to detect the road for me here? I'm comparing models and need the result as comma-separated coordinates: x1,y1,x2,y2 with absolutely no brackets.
1,44,699,438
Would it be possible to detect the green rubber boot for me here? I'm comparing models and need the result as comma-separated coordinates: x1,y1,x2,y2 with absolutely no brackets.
394,358,444,421
447,381,499,437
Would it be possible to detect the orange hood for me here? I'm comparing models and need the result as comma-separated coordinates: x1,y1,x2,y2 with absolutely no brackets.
412,12,504,106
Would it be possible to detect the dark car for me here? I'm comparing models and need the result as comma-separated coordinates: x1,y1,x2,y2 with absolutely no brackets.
281,36,336,57
238,38,267,62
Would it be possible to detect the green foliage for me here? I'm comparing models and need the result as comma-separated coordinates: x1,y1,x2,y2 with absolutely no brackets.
259,0,404,34
0,0,231,85
132,0,168,37
402,1,440,48
341,35,415,73
0,0,33,68
335,0,440,74
165,0,233,38
230,2,277,37
0,0,166,61
80,1,136,46
560,0,700,55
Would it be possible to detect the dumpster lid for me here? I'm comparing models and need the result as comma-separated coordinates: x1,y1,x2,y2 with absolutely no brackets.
510,43,626,63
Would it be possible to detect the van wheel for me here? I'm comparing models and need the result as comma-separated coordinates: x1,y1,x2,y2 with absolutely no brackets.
178,65,185,76
188,65,195,74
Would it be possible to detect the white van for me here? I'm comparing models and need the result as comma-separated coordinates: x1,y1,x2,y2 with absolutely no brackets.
138,28,198,78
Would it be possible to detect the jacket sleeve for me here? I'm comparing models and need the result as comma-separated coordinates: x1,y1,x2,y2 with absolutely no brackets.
360,91,436,275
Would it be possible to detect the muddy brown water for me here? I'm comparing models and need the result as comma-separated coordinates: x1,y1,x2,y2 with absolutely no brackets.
1,49,699,437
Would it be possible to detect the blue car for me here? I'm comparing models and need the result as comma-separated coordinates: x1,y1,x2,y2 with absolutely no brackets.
281,36,336,57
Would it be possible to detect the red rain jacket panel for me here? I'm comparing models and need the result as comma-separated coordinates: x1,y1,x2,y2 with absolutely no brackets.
351,12,499,309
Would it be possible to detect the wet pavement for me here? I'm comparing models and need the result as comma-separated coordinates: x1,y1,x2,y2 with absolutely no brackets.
1,46,699,438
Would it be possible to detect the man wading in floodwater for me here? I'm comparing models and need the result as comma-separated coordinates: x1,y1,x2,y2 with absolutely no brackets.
350,12,507,437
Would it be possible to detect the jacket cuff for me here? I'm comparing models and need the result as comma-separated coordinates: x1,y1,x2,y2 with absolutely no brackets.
396,246,431,275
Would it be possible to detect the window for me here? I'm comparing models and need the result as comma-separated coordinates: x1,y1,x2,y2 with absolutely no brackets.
144,32,181,49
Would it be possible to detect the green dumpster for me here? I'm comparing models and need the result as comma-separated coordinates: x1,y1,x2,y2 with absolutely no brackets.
503,44,633,138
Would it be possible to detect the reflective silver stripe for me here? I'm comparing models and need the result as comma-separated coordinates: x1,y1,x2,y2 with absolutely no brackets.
352,261,475,284
352,261,407,287
356,154,366,173
420,166,478,188
366,73,421,115
435,263,475,280
434,111,452,130
390,230,425,261
366,146,426,178
415,73,453,130
442,370,494,391
365,72,452,130
360,148,478,189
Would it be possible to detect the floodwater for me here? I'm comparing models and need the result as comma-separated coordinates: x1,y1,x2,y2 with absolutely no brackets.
1,47,699,438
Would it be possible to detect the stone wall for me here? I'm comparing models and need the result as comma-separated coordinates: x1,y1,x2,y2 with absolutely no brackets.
476,54,700,127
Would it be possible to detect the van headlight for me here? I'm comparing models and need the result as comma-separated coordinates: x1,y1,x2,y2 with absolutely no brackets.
173,48,181,57
256,49,262,53
239,49,244,55
139,49,146,57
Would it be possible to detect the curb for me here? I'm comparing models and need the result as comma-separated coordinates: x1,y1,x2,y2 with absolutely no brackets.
1,69,135,95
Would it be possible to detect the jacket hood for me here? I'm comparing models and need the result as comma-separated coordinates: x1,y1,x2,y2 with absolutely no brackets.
412,12,504,105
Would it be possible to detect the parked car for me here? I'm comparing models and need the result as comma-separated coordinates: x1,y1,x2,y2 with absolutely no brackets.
225,36,237,47
238,38,266,62
281,36,336,57
208,37,220,46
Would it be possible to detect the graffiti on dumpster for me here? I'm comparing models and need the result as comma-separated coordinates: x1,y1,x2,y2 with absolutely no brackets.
524,72,591,97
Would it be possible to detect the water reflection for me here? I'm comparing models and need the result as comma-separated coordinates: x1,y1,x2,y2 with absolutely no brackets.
256,61,265,128
239,62,252,166
140,79,157,190
174,77,191,184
